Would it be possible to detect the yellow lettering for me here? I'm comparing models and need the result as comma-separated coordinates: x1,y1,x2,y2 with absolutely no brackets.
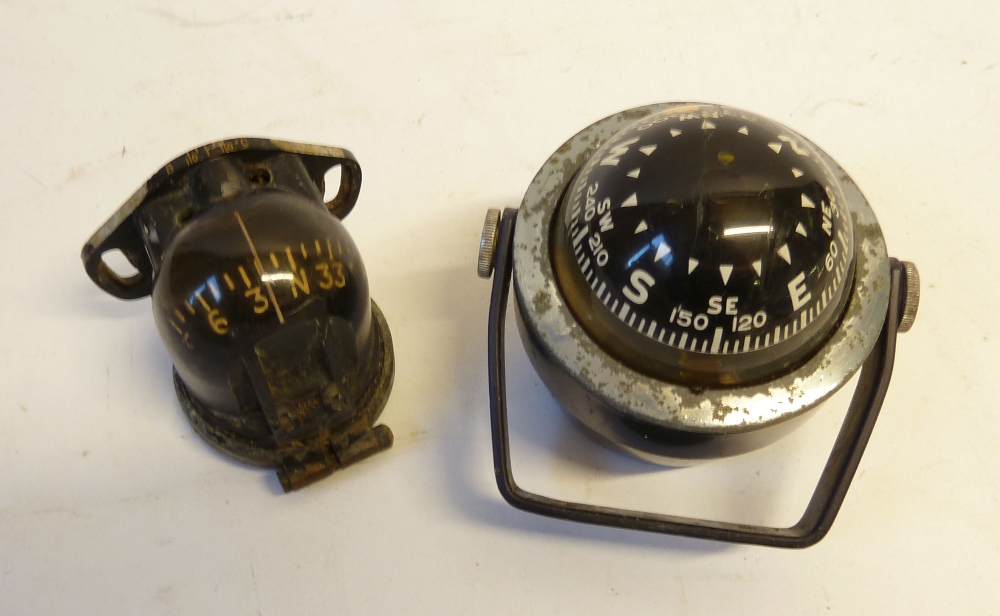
290,268,310,298
207,308,229,334
245,287,269,314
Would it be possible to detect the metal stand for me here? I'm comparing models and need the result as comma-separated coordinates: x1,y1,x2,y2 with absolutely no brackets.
487,208,907,548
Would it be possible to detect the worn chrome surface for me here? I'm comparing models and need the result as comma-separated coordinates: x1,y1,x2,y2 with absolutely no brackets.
513,103,890,435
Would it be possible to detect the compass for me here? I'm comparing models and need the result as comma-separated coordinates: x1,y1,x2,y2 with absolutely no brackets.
553,108,854,386
479,103,920,547
83,139,394,491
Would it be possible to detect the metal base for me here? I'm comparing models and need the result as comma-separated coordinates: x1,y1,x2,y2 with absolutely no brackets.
176,300,395,491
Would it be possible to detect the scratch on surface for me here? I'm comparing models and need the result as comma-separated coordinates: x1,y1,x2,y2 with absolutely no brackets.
805,98,869,117
145,1,272,28
17,166,45,188
251,564,262,615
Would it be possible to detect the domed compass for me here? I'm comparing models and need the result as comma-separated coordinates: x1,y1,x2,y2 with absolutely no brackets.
479,103,919,547
83,139,394,491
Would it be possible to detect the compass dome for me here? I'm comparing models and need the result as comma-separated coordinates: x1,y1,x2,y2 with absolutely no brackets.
551,104,855,386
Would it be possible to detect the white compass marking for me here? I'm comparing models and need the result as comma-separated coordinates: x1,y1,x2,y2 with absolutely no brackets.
752,259,762,276
777,244,791,265
574,243,583,256
711,327,723,354
628,313,636,326
719,264,733,285
639,145,657,156
800,311,808,329
654,242,672,262
737,126,749,136
754,336,761,350
791,167,804,178
573,226,588,246
723,340,730,354
700,340,708,352
773,326,781,343
702,120,716,130
679,332,688,349
768,142,782,154
586,270,594,283
801,193,816,209
669,128,682,138
784,324,790,340
634,220,648,234
581,257,591,273
668,332,676,346
648,320,658,337
597,281,606,297
618,302,630,321
621,193,638,208
688,258,699,274
626,168,640,178
795,222,808,237
745,335,752,350
765,333,771,347
733,340,740,353
611,299,619,312
658,329,665,342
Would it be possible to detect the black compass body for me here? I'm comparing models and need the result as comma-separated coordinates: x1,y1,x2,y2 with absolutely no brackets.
82,139,395,491
552,106,854,386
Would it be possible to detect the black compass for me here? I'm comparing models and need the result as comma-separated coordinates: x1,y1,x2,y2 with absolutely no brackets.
552,106,854,385
83,139,394,491
479,102,920,547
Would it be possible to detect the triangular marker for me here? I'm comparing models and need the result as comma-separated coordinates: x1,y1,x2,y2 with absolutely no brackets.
702,120,716,130
801,193,816,209
719,264,733,285
768,142,782,154
777,244,791,264
791,167,804,178
669,128,682,137
634,220,648,234
737,126,749,136
639,145,656,156
621,193,638,208
654,242,671,262
795,222,808,237
626,168,640,178
688,258,699,274
752,259,762,276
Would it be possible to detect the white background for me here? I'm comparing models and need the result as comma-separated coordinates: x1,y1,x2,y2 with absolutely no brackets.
1,1,998,614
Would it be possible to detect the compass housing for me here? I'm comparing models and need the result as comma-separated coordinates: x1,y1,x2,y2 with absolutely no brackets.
82,139,394,490
513,104,890,461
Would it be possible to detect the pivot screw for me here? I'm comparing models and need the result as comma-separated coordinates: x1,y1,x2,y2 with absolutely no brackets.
898,261,920,333
478,208,501,279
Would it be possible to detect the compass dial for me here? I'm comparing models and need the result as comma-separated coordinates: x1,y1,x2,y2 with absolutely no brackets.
552,104,855,386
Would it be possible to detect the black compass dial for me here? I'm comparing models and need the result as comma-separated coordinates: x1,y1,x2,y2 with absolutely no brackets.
552,104,855,386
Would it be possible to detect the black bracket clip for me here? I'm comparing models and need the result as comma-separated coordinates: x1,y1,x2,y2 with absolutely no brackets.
487,207,907,548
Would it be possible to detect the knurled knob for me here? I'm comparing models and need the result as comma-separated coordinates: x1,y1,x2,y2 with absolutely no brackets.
898,261,920,333
478,208,501,279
